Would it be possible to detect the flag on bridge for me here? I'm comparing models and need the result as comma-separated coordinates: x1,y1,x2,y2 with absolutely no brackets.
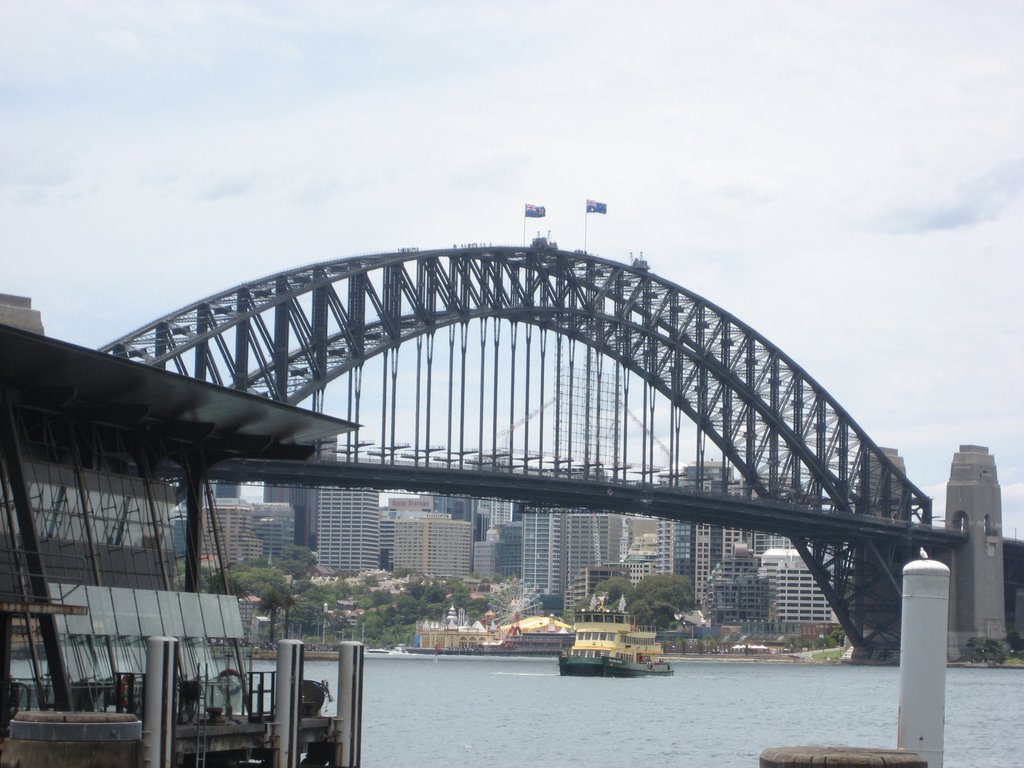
586,200,607,214
525,203,546,218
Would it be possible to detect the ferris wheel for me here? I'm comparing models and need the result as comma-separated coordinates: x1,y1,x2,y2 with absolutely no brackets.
489,579,540,627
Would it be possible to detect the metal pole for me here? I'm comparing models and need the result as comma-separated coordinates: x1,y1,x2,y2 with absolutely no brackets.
143,636,178,768
337,641,364,768
897,556,949,767
275,639,304,768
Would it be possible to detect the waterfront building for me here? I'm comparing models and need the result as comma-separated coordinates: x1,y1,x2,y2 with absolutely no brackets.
694,524,750,607
393,517,472,577
760,547,837,624
708,543,770,624
316,483,380,573
0,324,351,727
415,604,491,650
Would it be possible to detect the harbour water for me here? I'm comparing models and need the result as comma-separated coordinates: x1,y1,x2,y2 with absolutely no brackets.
297,656,1021,768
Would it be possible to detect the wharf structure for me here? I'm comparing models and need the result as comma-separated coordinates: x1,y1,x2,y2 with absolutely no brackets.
0,323,354,764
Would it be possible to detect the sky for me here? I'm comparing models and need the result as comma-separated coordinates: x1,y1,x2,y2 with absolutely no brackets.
2,1,1022,534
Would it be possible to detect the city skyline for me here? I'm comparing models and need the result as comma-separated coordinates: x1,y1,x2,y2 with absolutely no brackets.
2,3,1020,532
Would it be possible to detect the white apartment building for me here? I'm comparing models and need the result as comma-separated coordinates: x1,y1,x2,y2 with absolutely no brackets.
760,548,837,624
522,510,564,596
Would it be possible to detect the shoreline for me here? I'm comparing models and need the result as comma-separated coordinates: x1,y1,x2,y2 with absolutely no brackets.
250,649,1024,669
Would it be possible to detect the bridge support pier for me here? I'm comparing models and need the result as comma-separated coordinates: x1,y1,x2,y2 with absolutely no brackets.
944,445,1005,659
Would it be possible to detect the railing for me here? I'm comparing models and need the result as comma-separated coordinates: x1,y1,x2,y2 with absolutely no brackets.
246,670,276,722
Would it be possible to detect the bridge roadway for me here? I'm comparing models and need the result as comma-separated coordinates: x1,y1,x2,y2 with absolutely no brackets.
210,457,964,552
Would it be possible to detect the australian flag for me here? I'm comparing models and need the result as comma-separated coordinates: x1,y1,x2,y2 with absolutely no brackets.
586,199,607,214
525,203,546,218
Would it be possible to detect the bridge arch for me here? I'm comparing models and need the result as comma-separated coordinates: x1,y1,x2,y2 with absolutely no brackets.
105,240,929,527
104,239,953,656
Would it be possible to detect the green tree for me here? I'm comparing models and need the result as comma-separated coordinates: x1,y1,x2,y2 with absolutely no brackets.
593,577,634,608
828,627,846,649
229,565,288,598
629,574,694,629
274,545,317,580
259,584,293,643
966,637,1007,664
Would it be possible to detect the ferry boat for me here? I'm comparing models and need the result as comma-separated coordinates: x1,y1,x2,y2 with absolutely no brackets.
559,598,674,677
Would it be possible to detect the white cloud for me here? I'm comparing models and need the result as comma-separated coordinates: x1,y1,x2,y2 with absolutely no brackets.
1,1,1022,528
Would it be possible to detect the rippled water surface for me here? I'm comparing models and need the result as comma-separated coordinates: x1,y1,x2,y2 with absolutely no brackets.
296,656,1022,768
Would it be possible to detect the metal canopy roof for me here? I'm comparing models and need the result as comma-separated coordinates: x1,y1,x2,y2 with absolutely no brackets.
0,324,354,456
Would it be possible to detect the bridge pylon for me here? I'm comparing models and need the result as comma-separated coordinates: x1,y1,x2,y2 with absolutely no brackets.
944,444,1005,658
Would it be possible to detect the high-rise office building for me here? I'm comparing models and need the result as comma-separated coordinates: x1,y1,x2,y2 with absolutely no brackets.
522,510,564,597
207,501,263,566
380,495,444,571
495,521,523,579
393,518,472,577
476,498,513,530
316,488,380,573
565,512,624,587
264,485,319,548
250,503,296,559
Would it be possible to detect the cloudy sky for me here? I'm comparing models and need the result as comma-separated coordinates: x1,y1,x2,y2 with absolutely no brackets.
2,2,1022,533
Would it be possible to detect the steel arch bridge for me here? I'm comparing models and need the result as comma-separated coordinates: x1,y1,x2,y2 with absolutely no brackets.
104,238,949,657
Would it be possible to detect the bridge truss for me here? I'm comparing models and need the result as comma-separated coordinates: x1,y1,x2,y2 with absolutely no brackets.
104,239,939,656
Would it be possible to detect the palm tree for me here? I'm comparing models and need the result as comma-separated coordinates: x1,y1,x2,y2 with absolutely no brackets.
259,586,290,643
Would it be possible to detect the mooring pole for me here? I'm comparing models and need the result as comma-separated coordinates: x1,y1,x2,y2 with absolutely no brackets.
336,640,364,768
143,635,178,768
275,639,304,768
898,557,950,768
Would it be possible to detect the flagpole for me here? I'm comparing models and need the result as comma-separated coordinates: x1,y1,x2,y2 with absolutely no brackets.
584,210,589,253
523,206,527,247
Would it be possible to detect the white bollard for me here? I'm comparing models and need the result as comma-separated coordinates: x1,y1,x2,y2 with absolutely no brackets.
143,635,178,768
897,557,950,768
337,641,364,768
275,639,304,768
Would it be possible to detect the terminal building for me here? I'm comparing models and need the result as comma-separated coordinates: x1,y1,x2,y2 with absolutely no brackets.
0,321,352,734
